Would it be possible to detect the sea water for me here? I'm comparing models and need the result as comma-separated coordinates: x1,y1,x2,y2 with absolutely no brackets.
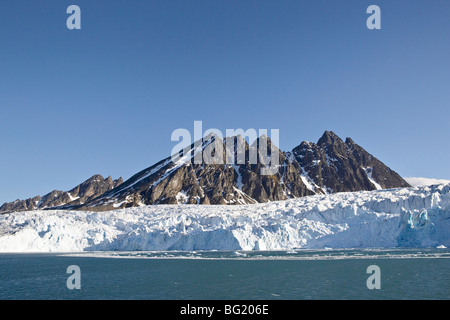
0,248,448,300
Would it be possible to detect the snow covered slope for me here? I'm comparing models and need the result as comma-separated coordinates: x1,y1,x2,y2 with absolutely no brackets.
0,184,449,252
404,177,450,187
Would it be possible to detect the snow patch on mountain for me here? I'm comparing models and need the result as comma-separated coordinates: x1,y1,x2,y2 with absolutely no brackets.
0,184,449,252
363,167,382,190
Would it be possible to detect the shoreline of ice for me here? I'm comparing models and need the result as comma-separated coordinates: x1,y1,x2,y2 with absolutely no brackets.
0,184,449,253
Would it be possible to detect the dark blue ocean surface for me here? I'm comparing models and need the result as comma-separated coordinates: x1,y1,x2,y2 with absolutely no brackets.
0,249,448,300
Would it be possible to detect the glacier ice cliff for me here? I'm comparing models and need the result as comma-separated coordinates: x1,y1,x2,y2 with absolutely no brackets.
0,184,449,252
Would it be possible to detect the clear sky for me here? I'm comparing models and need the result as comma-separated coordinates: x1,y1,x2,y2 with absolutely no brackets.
0,0,449,204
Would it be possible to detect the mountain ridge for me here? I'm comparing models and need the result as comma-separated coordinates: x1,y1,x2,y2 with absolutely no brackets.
77,130,410,211
0,131,411,213
0,175,123,214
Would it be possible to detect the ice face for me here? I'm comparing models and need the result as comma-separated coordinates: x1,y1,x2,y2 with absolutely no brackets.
0,184,449,252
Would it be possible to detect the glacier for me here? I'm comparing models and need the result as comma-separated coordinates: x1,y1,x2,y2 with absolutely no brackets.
0,184,449,252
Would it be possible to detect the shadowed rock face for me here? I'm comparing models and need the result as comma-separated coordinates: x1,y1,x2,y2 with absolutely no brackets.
1,131,410,213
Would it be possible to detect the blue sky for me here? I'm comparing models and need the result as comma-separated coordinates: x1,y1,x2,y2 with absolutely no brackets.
0,0,449,204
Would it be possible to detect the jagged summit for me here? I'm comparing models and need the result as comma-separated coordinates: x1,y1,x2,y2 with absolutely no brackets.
75,133,311,210
345,137,356,145
292,131,409,194
317,130,343,146
1,131,410,213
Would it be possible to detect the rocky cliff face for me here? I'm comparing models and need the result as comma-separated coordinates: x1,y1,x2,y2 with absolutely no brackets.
79,134,315,210
1,131,410,213
291,131,410,193
0,175,123,213
74,131,410,211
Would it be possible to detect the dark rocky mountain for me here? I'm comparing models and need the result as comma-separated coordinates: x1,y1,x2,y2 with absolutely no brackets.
0,175,123,214
76,134,315,211
291,131,410,194
0,131,410,213
73,131,409,211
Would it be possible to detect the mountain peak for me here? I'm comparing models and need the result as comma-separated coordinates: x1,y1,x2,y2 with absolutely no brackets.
317,130,344,146
345,137,355,145
251,134,279,150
